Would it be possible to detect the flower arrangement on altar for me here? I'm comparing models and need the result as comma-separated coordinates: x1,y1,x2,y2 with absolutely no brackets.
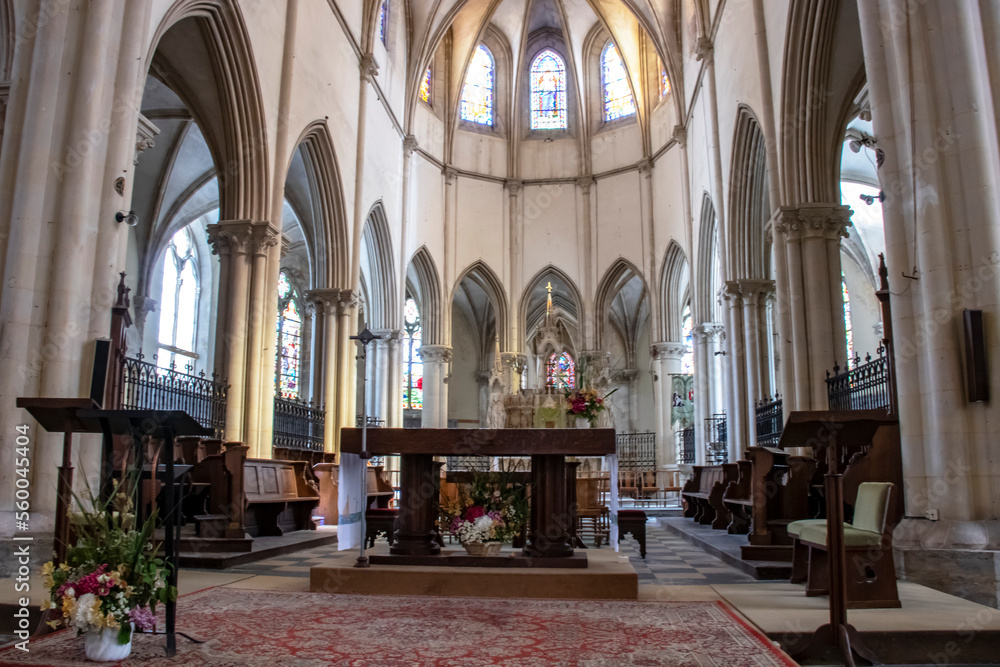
442,462,529,548
41,474,176,655
565,387,617,426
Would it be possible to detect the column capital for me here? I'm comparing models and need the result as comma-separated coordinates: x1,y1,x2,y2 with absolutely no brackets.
135,113,160,166
504,178,523,194
443,166,459,184
719,281,743,304
773,204,853,241
612,368,639,383
305,288,343,312
575,176,594,194
735,278,775,305
672,124,687,147
403,134,419,155
360,52,379,82
418,345,453,363
132,294,157,327
279,235,291,259
336,289,359,314
637,158,653,176
651,341,687,360
693,322,726,342
251,222,280,256
207,220,255,256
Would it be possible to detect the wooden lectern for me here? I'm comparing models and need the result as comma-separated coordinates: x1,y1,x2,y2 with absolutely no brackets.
340,428,615,560
780,411,897,667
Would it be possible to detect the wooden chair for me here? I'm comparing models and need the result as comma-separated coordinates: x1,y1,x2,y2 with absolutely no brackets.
790,482,900,608
575,477,609,546
658,470,682,505
618,471,640,500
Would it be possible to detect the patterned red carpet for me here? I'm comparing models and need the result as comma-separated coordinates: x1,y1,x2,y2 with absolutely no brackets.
0,587,795,666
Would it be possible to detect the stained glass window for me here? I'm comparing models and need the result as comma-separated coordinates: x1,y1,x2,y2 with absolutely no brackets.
157,227,199,371
681,305,694,374
275,271,301,398
842,277,854,365
661,69,671,98
378,1,388,46
546,351,576,390
460,44,495,126
403,297,423,410
530,49,567,130
602,42,636,121
419,67,431,104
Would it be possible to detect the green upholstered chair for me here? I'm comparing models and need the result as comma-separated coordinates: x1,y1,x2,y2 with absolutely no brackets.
791,482,900,608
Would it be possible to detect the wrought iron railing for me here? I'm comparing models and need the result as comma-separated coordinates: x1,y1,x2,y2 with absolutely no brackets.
356,415,385,428
119,354,227,438
705,413,728,464
273,396,325,452
616,432,656,470
826,346,892,413
755,395,783,447
677,427,696,464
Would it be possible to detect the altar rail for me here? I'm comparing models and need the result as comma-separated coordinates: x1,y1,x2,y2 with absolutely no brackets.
273,396,325,452
826,347,892,413
616,432,656,470
755,396,783,447
119,354,227,438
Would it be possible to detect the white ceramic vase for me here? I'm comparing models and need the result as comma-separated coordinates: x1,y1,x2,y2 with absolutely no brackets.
576,416,591,429
84,625,132,662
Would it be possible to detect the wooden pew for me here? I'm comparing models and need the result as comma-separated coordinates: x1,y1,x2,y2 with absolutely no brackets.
723,460,753,534
313,462,339,526
186,445,249,540
244,459,320,537
682,464,738,529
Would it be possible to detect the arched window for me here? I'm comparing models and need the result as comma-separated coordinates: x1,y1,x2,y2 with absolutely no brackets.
602,42,635,121
157,227,199,370
530,49,567,130
546,351,576,390
378,1,388,46
275,271,302,398
661,69,671,98
403,297,423,410
419,67,432,104
842,277,854,364
681,304,694,374
460,44,495,126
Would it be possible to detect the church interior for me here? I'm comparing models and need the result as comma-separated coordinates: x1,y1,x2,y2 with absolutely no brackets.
1,0,1000,665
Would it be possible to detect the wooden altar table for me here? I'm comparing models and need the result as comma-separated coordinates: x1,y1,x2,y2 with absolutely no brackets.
340,428,616,559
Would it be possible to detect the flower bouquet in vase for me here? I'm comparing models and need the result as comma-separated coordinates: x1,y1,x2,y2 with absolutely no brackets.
41,473,176,661
444,462,529,555
565,387,617,428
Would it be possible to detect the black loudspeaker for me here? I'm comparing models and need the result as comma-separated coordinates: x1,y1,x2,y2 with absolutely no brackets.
963,310,989,402
90,338,111,408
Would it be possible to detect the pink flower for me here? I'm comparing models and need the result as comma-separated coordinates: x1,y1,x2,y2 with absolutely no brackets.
129,606,156,631
466,506,485,521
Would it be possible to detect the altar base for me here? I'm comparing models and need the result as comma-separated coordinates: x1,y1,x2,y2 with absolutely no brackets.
310,546,637,600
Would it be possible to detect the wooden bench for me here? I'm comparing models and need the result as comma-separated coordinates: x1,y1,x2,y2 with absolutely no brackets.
244,459,320,537
682,464,737,529
185,444,249,540
617,510,647,559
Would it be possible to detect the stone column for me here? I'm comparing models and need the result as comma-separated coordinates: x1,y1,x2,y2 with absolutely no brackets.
505,180,523,350
207,221,255,443
418,345,452,428
692,327,712,465
244,223,279,457
720,282,747,461
651,342,686,466
738,279,776,406
858,0,1000,604
307,289,341,453
386,331,403,427
335,291,358,457
772,206,851,411
304,294,325,406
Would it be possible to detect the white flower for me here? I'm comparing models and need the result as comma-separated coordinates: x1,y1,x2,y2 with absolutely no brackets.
71,593,103,632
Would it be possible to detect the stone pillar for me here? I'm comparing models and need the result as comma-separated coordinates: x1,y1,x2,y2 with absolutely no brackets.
738,279,776,406
243,223,279,457
721,282,747,460
207,221,256,443
335,291,359,457
386,331,403,427
772,206,851,411
419,345,452,428
307,289,341,453
858,0,1000,605
651,342,685,466
692,327,712,466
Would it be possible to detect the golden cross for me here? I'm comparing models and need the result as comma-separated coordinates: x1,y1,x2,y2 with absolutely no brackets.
546,281,553,293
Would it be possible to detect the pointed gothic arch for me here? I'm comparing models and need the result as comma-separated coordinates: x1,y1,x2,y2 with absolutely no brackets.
146,0,270,222
405,246,442,345
696,193,720,323
659,241,690,341
453,260,509,350
519,265,583,339
288,121,351,289
594,258,649,353
359,201,397,330
728,105,770,280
